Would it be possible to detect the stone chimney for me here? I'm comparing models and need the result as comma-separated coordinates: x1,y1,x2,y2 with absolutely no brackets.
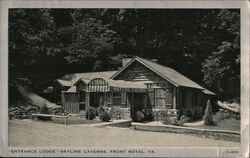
122,58,133,67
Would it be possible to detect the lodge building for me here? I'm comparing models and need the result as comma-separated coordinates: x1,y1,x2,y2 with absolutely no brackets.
44,56,215,120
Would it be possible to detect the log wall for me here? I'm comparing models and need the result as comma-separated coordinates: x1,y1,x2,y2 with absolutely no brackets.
62,92,79,113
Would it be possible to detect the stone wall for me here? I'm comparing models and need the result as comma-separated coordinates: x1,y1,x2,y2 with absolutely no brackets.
151,107,204,122
103,107,130,120
177,107,204,119
152,109,178,121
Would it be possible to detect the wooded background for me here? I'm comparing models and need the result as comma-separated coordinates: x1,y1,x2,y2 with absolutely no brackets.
9,9,240,103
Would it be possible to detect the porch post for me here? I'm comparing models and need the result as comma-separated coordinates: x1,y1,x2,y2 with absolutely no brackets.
173,87,177,109
85,92,90,111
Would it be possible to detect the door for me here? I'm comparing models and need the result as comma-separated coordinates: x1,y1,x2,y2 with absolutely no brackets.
130,93,146,120
89,92,105,107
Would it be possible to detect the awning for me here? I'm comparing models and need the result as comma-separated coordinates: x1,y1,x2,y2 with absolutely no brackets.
86,78,147,92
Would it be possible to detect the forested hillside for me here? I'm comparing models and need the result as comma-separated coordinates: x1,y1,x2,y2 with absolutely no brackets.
9,9,240,104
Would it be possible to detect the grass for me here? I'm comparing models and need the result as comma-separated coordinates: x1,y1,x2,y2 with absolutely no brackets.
191,110,240,132
39,117,103,125
195,118,240,132
9,119,240,147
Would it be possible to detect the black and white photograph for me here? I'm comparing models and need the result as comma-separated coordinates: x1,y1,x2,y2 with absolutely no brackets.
0,0,249,157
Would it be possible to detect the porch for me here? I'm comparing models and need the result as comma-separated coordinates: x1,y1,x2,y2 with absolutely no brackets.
61,77,179,120
85,78,148,120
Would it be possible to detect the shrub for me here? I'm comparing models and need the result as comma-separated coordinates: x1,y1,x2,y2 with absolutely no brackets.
203,100,215,125
39,104,49,114
176,115,190,126
110,107,122,119
161,111,189,126
97,106,105,116
135,111,144,122
86,106,96,120
38,104,51,121
99,111,111,122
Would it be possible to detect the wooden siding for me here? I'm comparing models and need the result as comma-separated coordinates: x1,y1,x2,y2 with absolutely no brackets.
114,61,175,109
115,61,169,85
62,92,79,113
176,87,203,109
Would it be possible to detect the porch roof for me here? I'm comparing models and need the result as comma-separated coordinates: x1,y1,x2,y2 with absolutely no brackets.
86,78,147,92
107,79,147,89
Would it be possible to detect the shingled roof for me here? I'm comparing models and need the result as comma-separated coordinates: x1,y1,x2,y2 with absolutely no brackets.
58,70,117,87
52,56,215,95
111,56,209,90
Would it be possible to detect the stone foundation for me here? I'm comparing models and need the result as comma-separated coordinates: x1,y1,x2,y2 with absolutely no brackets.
152,109,178,122
177,107,204,119
151,107,204,122
103,107,130,120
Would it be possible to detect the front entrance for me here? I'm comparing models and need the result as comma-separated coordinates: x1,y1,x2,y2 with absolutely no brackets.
128,93,146,120
89,92,105,108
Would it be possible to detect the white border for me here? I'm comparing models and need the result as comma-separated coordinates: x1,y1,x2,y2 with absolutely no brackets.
0,0,249,157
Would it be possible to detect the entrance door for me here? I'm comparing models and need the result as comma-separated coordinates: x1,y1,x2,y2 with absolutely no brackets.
89,92,105,108
130,93,146,120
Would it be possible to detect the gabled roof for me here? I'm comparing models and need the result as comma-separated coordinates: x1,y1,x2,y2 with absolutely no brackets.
64,86,77,93
111,56,205,90
202,89,216,95
74,78,92,86
58,70,117,87
42,86,53,93
56,79,72,87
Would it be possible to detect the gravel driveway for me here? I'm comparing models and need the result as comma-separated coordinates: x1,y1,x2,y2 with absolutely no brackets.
9,119,240,147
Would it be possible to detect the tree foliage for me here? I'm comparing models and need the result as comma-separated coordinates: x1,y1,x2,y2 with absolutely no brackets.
9,9,240,100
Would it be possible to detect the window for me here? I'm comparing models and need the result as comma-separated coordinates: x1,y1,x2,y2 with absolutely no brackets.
192,92,198,106
121,92,127,108
165,90,172,108
113,92,121,105
79,91,85,103
155,89,165,108
147,90,155,107
107,92,112,106
181,89,187,107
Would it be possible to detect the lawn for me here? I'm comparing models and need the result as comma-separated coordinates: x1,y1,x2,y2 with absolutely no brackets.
195,118,240,132
9,119,240,147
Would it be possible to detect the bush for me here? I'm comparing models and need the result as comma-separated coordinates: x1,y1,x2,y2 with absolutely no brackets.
176,115,190,126
135,111,144,122
203,100,215,125
99,111,111,122
97,106,105,116
110,107,122,119
39,104,49,114
86,106,96,120
38,104,51,121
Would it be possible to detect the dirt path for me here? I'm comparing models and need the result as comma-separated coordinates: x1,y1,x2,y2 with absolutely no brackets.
9,119,240,147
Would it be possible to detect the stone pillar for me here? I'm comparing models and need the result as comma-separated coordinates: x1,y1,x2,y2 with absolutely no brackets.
173,87,177,109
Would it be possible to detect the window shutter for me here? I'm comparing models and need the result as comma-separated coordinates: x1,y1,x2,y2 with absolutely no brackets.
121,92,126,105
148,91,154,106
165,91,172,108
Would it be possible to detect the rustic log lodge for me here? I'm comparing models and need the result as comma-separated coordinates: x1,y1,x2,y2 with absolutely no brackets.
44,56,215,120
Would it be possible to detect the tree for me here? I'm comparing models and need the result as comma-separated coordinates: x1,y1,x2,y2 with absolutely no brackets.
9,9,240,103
203,100,214,125
202,10,240,93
